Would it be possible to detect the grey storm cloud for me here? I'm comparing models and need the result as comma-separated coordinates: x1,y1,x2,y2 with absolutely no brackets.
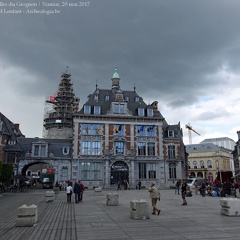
1,0,240,105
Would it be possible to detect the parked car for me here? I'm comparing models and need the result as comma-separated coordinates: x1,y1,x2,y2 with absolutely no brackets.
42,178,53,189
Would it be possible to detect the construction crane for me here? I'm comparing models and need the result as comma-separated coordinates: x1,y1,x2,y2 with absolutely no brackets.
185,123,201,145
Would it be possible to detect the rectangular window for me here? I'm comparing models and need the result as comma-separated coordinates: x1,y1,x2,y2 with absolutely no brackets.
147,142,155,156
82,124,101,135
168,145,176,159
81,162,91,180
113,103,125,114
169,163,176,179
115,141,124,154
148,163,156,178
94,106,101,114
114,124,124,135
147,108,153,117
137,142,146,155
33,144,47,157
168,130,174,137
146,126,155,137
61,167,68,181
81,141,91,155
92,162,101,179
138,108,144,117
137,125,155,137
139,163,146,179
92,141,101,155
81,141,101,155
84,105,91,114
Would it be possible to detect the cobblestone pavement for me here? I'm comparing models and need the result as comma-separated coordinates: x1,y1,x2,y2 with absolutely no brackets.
1,188,240,240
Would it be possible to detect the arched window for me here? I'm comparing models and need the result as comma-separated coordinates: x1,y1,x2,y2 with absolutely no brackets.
207,160,212,168
200,160,205,168
193,161,197,169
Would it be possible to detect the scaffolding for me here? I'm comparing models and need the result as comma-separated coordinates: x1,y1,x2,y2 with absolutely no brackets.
43,70,79,139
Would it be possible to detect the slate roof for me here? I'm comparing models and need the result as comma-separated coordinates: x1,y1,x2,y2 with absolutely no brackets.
0,112,25,139
17,137,72,159
186,143,230,153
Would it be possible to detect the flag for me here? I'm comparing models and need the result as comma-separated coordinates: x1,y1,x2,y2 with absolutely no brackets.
97,128,101,134
50,96,55,102
147,126,153,132
86,127,89,134
115,125,122,133
138,126,144,133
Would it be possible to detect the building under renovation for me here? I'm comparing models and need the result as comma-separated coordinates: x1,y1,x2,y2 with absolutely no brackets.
43,69,80,139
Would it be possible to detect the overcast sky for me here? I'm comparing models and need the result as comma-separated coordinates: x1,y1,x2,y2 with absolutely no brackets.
0,0,240,144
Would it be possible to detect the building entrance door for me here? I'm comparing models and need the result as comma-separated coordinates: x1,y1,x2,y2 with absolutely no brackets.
110,161,129,185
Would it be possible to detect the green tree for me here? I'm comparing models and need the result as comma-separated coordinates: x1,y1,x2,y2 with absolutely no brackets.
0,162,13,184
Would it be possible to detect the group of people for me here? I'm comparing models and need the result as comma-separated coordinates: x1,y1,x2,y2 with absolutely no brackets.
66,180,85,203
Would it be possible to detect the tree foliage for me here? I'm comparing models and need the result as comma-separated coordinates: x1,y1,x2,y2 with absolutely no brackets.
0,162,13,184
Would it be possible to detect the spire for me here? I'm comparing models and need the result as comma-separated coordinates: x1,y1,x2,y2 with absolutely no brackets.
112,67,120,79
111,67,120,89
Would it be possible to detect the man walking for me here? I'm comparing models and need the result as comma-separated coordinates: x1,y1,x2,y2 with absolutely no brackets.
148,183,161,215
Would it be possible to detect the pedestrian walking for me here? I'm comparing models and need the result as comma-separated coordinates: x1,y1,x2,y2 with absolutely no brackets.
138,180,142,190
78,181,84,202
175,179,181,194
117,181,121,190
66,182,73,203
73,182,81,203
181,180,187,205
201,181,206,197
148,183,161,215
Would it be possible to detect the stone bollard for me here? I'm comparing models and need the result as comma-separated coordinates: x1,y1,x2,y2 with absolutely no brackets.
220,198,240,216
106,192,119,206
16,204,38,227
130,199,150,220
94,187,103,196
45,191,55,202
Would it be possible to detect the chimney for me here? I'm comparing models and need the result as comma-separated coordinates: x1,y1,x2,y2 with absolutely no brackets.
237,131,240,141
151,101,159,115
14,123,19,130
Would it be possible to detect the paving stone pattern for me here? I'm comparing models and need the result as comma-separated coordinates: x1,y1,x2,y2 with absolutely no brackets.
0,189,240,240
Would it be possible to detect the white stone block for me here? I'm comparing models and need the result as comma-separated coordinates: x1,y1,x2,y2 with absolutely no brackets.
106,193,119,206
130,199,150,220
45,191,55,202
16,204,38,227
220,198,240,216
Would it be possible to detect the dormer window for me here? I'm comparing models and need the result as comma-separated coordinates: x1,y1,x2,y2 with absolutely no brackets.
94,95,99,102
125,96,129,102
147,108,153,117
138,108,144,117
105,95,110,101
113,103,125,114
84,105,91,114
135,96,139,102
94,106,101,115
168,130,174,137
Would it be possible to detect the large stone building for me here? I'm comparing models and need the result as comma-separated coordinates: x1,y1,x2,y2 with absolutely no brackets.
2,68,187,189
72,68,187,189
186,143,232,183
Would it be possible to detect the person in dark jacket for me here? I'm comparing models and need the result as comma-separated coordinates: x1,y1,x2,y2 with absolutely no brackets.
73,182,81,203
181,180,187,205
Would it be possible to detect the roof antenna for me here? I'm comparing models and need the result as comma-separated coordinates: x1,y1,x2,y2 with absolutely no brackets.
134,82,136,92
96,79,98,90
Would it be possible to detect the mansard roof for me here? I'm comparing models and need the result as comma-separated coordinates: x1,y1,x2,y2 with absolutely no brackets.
17,137,72,159
77,69,164,119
